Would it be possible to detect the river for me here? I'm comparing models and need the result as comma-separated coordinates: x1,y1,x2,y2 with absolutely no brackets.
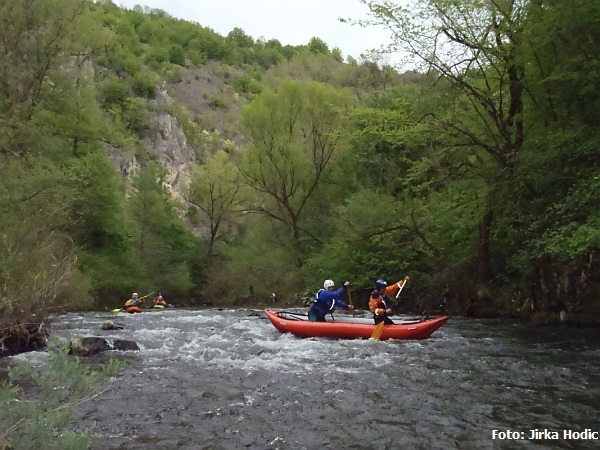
11,308,600,449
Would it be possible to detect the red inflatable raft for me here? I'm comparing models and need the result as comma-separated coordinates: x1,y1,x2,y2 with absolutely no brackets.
265,309,449,341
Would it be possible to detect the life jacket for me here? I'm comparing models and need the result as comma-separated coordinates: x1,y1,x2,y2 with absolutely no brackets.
125,298,139,308
369,290,389,315
313,289,335,310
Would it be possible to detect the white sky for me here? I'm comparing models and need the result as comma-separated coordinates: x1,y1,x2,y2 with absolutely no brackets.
116,0,399,64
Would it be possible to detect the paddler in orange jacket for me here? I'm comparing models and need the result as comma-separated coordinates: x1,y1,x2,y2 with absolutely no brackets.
153,292,167,307
368,277,409,325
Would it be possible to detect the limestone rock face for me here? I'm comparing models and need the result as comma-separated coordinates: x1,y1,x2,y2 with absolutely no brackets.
106,86,195,205
106,64,248,216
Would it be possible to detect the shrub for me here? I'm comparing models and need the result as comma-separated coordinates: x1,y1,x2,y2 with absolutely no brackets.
100,80,129,109
0,340,122,449
131,75,157,99
168,44,185,66
208,96,226,108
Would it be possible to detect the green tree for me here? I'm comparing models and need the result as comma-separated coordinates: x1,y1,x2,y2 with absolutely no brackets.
227,27,254,48
188,150,244,259
303,189,415,289
240,80,356,266
201,215,303,304
168,44,186,66
307,37,329,55
0,0,111,154
189,29,230,61
0,158,83,330
503,0,600,312
331,47,344,62
127,163,197,297
0,0,115,334
360,0,529,292
72,153,139,305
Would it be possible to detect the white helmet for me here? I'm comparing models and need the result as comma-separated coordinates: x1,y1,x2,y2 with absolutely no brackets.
132,292,138,298
323,279,335,289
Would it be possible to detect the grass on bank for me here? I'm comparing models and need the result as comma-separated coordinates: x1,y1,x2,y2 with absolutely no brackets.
0,340,122,450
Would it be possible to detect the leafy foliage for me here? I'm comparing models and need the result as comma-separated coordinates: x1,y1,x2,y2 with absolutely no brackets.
0,341,122,450
127,163,197,298
239,80,356,266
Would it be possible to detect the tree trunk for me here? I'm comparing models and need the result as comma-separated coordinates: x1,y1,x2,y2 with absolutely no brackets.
477,211,493,284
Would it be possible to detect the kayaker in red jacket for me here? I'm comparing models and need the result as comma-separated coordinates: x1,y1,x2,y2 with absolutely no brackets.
308,279,354,322
153,293,167,307
368,277,409,325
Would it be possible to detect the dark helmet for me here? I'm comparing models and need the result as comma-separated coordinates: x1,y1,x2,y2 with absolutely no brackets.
375,279,387,290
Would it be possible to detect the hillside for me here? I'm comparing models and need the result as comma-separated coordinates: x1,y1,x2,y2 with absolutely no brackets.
1,0,599,350
167,61,248,145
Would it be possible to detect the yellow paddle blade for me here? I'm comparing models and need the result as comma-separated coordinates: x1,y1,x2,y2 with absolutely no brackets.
370,321,385,340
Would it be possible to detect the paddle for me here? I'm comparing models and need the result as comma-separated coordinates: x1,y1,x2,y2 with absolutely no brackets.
370,320,385,340
141,291,155,301
347,286,356,316
370,277,409,340
396,276,409,298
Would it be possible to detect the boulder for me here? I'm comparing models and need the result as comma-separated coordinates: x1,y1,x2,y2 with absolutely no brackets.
100,321,123,330
69,337,110,356
112,339,139,352
69,337,140,356
0,323,47,357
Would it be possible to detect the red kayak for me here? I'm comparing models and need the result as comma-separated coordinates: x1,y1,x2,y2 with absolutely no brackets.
265,309,450,341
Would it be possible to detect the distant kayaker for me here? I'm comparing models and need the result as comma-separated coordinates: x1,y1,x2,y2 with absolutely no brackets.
308,279,354,322
369,277,409,325
124,292,144,313
153,293,168,307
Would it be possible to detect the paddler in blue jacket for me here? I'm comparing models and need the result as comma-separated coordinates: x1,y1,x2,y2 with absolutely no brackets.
308,279,354,322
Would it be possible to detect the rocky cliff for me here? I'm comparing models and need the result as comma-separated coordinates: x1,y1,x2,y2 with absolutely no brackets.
109,62,249,205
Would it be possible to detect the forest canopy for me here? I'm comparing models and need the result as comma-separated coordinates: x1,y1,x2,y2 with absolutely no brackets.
0,0,599,339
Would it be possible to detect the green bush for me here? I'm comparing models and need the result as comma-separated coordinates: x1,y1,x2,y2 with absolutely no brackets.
99,80,129,109
131,75,157,99
168,44,186,66
233,75,251,93
0,341,122,449
144,47,169,67
122,97,151,135
208,96,226,108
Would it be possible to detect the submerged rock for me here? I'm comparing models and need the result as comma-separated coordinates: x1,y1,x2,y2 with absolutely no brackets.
69,337,139,356
113,339,139,352
101,321,123,330
69,337,110,356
